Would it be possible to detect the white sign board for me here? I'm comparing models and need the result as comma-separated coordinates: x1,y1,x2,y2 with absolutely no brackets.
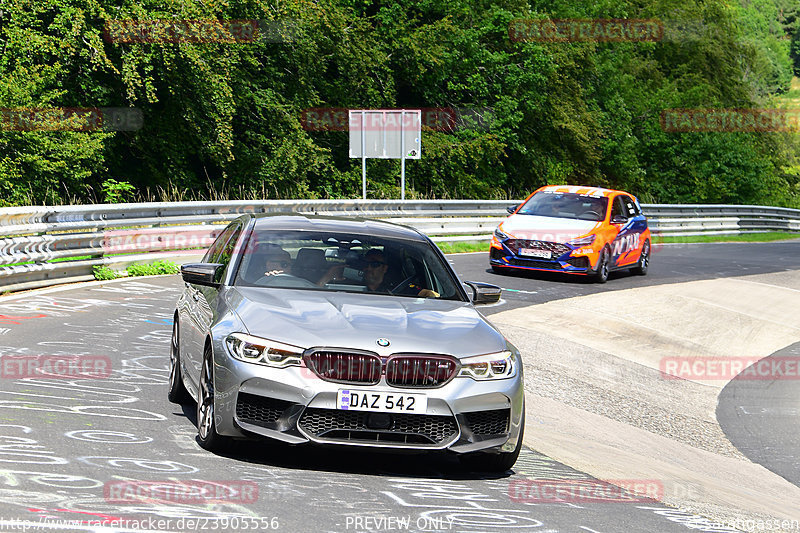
349,110,421,159
349,109,421,200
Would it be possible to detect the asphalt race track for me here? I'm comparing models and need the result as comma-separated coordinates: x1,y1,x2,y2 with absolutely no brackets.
451,241,800,311
717,340,800,488
0,241,797,533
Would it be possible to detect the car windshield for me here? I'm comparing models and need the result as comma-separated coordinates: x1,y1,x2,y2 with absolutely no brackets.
517,192,609,221
233,228,465,301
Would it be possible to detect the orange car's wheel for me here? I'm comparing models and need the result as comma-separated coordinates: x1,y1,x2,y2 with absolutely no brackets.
631,240,650,276
593,246,610,284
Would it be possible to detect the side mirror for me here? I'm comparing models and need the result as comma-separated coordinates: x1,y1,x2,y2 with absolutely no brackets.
463,281,502,305
611,215,628,224
181,263,224,287
506,205,519,214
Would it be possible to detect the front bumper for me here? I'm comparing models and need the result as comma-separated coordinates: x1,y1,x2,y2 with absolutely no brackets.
489,237,597,274
211,342,524,454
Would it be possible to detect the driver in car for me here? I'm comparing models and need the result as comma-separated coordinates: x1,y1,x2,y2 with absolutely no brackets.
316,249,439,297
263,247,292,277
363,249,439,298
541,194,571,217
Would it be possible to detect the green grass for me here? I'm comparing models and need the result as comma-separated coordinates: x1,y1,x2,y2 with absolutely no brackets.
126,259,180,277
92,265,120,281
51,255,92,262
15,252,175,266
126,260,181,277
92,260,181,280
436,241,489,254
13,255,95,266
776,76,800,107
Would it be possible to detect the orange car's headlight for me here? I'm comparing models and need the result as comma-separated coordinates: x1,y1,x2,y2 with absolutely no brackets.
568,235,596,246
494,228,511,240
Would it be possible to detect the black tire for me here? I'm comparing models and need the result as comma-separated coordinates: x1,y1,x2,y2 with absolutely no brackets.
631,240,650,276
197,345,229,452
167,318,191,404
460,403,525,473
593,246,610,284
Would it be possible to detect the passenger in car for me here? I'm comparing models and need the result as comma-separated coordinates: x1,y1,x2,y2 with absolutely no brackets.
541,195,572,217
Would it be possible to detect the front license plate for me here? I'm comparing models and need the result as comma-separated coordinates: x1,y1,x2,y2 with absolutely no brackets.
337,390,427,413
520,248,552,259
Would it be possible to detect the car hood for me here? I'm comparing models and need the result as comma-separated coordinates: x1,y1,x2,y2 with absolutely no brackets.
226,287,506,358
500,214,600,242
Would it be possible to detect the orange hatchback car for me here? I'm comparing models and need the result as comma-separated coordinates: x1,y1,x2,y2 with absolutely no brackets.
489,185,651,283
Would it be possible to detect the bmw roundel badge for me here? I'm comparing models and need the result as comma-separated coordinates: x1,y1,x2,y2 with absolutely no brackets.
376,338,390,347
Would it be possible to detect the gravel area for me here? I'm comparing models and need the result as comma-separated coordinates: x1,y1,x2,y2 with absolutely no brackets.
498,323,747,460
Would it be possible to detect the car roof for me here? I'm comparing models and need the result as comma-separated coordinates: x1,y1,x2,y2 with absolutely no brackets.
248,213,429,242
535,185,631,198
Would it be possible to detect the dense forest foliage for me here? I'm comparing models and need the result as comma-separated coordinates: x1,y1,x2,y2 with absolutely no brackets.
1,0,799,206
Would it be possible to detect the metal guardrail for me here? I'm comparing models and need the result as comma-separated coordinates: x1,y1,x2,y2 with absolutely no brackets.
639,204,800,236
1,200,798,293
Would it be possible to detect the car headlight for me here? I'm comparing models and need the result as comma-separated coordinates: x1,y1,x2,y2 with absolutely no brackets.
568,234,596,246
458,350,516,380
225,333,303,368
494,228,511,241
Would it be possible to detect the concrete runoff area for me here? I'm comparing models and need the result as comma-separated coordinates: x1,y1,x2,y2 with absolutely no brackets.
490,270,800,530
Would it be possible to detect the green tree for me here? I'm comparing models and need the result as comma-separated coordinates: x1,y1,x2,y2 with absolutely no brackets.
0,0,798,208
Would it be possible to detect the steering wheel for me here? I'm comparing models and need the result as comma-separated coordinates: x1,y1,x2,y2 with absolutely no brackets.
579,210,601,220
388,275,416,295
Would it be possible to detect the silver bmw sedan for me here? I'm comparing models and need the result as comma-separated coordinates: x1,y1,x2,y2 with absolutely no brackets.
170,214,525,471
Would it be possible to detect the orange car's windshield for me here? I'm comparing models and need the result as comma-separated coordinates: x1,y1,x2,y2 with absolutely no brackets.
517,192,609,222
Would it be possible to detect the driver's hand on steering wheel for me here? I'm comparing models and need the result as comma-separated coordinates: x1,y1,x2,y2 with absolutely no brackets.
264,269,285,277
417,288,440,298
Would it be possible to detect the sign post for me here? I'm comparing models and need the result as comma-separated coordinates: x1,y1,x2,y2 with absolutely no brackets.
349,110,421,200
361,110,366,199
400,112,406,200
